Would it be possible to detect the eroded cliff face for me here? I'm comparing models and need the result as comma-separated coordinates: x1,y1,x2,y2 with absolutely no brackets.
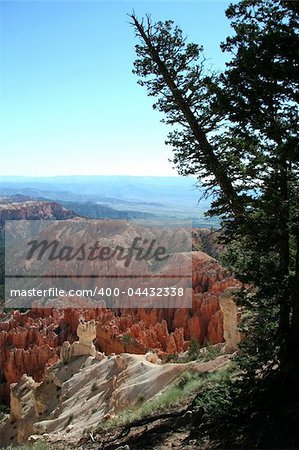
0,310,63,404
0,351,231,447
0,251,239,405
1,318,231,447
0,201,76,223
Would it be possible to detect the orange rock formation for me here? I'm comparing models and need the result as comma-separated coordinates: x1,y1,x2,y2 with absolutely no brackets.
0,251,238,404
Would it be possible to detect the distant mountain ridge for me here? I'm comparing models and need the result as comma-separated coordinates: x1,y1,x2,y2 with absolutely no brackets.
0,200,76,223
0,176,218,226
0,195,156,221
60,200,155,220
0,194,33,204
0,175,208,206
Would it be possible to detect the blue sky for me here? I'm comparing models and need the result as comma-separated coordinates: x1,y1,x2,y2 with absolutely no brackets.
0,0,234,177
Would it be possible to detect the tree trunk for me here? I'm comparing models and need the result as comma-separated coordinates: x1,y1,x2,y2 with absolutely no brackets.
277,155,291,354
286,233,299,393
130,14,245,218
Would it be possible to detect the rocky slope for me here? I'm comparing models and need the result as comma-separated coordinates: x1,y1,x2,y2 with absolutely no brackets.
0,200,239,412
0,320,232,448
0,251,239,406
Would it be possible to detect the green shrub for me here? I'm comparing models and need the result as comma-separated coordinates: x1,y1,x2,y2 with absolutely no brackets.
187,339,222,363
0,404,9,417
4,443,54,450
91,382,97,392
122,334,136,346
100,366,233,431
165,353,178,362
66,413,73,426
199,342,222,362
187,338,201,360
137,394,145,403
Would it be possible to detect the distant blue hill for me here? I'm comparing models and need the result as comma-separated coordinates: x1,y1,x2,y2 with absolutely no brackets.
0,175,209,207
0,175,217,225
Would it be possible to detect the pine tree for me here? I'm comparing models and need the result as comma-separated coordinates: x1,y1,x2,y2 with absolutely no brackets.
130,0,299,390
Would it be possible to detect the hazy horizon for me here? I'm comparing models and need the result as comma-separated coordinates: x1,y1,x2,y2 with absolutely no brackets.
0,174,190,179
0,173,213,222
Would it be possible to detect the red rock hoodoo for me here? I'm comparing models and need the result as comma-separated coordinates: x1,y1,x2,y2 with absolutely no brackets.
0,251,238,405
